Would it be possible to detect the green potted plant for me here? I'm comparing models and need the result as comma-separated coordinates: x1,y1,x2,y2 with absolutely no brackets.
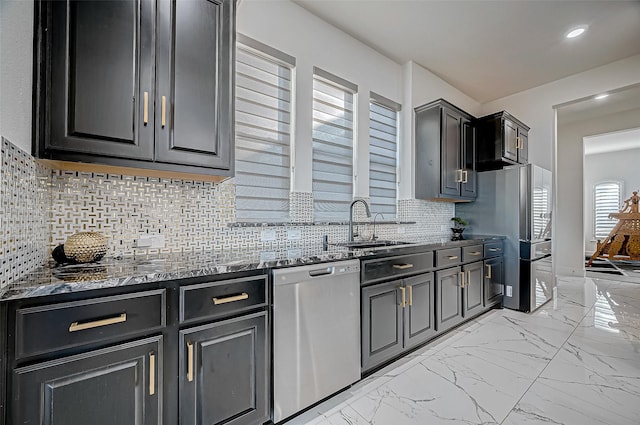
450,217,468,241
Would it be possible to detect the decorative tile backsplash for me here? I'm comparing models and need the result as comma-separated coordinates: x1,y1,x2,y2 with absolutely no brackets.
0,138,454,287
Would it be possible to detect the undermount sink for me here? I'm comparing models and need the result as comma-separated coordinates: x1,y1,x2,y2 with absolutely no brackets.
333,240,411,249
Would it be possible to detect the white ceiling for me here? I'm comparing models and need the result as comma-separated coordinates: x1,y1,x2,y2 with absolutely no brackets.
293,0,640,103
584,127,640,155
557,82,640,124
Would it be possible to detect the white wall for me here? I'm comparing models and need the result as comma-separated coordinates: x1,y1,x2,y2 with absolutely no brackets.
481,54,640,171
556,107,640,276
584,145,640,252
0,0,34,153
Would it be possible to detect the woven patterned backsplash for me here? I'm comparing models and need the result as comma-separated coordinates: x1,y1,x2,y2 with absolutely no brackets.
0,138,454,287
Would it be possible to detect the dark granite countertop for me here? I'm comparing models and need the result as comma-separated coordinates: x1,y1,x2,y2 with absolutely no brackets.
0,235,504,301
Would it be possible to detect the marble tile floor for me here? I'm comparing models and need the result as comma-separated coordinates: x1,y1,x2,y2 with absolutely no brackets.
285,276,640,425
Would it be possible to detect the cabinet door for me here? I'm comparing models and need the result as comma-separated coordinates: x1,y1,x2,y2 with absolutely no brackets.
47,0,155,160
463,261,484,317
361,281,404,372
156,0,234,170
461,118,477,198
502,119,518,162
435,267,464,332
180,312,268,425
485,257,504,307
440,107,462,197
404,273,436,349
517,128,529,164
12,336,162,425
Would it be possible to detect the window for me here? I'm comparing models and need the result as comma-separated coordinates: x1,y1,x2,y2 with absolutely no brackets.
312,68,357,221
594,181,622,239
369,93,400,219
234,35,295,222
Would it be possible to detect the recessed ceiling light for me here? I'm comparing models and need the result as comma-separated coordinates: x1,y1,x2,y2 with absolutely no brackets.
566,26,588,39
594,93,609,100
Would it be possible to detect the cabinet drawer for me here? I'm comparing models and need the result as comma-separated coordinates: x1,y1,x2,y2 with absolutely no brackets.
180,275,267,323
15,289,166,359
361,252,433,285
484,241,504,258
436,248,462,267
462,245,484,263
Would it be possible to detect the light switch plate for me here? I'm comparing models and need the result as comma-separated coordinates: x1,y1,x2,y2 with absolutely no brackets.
397,226,406,234
260,251,277,262
136,234,164,249
287,229,301,240
261,229,276,242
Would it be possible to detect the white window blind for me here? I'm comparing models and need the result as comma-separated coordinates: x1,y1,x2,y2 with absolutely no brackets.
369,96,399,219
312,70,356,221
594,181,622,239
235,40,293,222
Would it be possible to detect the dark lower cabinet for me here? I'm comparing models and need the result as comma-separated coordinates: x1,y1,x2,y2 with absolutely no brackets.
361,280,404,371
12,336,162,425
463,261,484,317
362,273,435,372
180,311,269,425
404,273,435,348
485,257,505,307
435,266,464,332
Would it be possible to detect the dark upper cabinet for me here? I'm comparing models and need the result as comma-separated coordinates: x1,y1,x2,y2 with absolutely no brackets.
476,111,529,171
12,337,162,425
180,312,269,425
415,99,476,202
155,0,233,170
35,0,235,177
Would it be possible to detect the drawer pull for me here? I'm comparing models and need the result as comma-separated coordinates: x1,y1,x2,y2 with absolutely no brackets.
469,251,482,256
399,287,406,308
448,255,459,260
149,352,156,396
68,313,127,332
187,341,194,382
489,248,501,252
408,285,413,307
392,263,414,270
213,293,249,305
486,264,492,279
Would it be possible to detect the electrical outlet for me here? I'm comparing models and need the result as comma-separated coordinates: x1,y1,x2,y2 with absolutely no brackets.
260,251,277,262
441,225,448,232
506,285,513,297
136,234,164,249
287,248,302,259
287,229,301,240
261,229,276,242
397,225,406,234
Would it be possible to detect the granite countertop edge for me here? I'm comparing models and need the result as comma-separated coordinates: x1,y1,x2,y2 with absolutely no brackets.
0,235,505,302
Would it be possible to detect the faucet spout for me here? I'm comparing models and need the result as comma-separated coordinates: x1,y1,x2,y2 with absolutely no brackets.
348,199,371,242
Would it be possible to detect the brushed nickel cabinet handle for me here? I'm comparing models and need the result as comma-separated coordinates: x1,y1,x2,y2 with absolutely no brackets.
467,271,471,288
161,95,166,128
187,342,194,382
213,293,249,305
69,313,127,332
462,170,468,184
455,169,463,183
459,271,465,288
448,255,459,260
149,352,156,396
392,263,414,270
486,264,492,279
408,285,413,307
489,248,501,252
469,251,482,256
143,91,149,125
399,287,406,308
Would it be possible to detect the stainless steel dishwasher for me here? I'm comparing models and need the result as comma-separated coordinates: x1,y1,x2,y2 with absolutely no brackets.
272,260,361,423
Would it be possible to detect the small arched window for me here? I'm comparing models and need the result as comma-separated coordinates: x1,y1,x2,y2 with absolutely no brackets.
593,181,622,239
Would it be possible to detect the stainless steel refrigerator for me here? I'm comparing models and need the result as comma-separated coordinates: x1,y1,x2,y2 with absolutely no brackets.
457,164,553,312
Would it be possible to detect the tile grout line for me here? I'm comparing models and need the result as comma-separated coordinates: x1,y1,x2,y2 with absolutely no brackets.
498,291,599,425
